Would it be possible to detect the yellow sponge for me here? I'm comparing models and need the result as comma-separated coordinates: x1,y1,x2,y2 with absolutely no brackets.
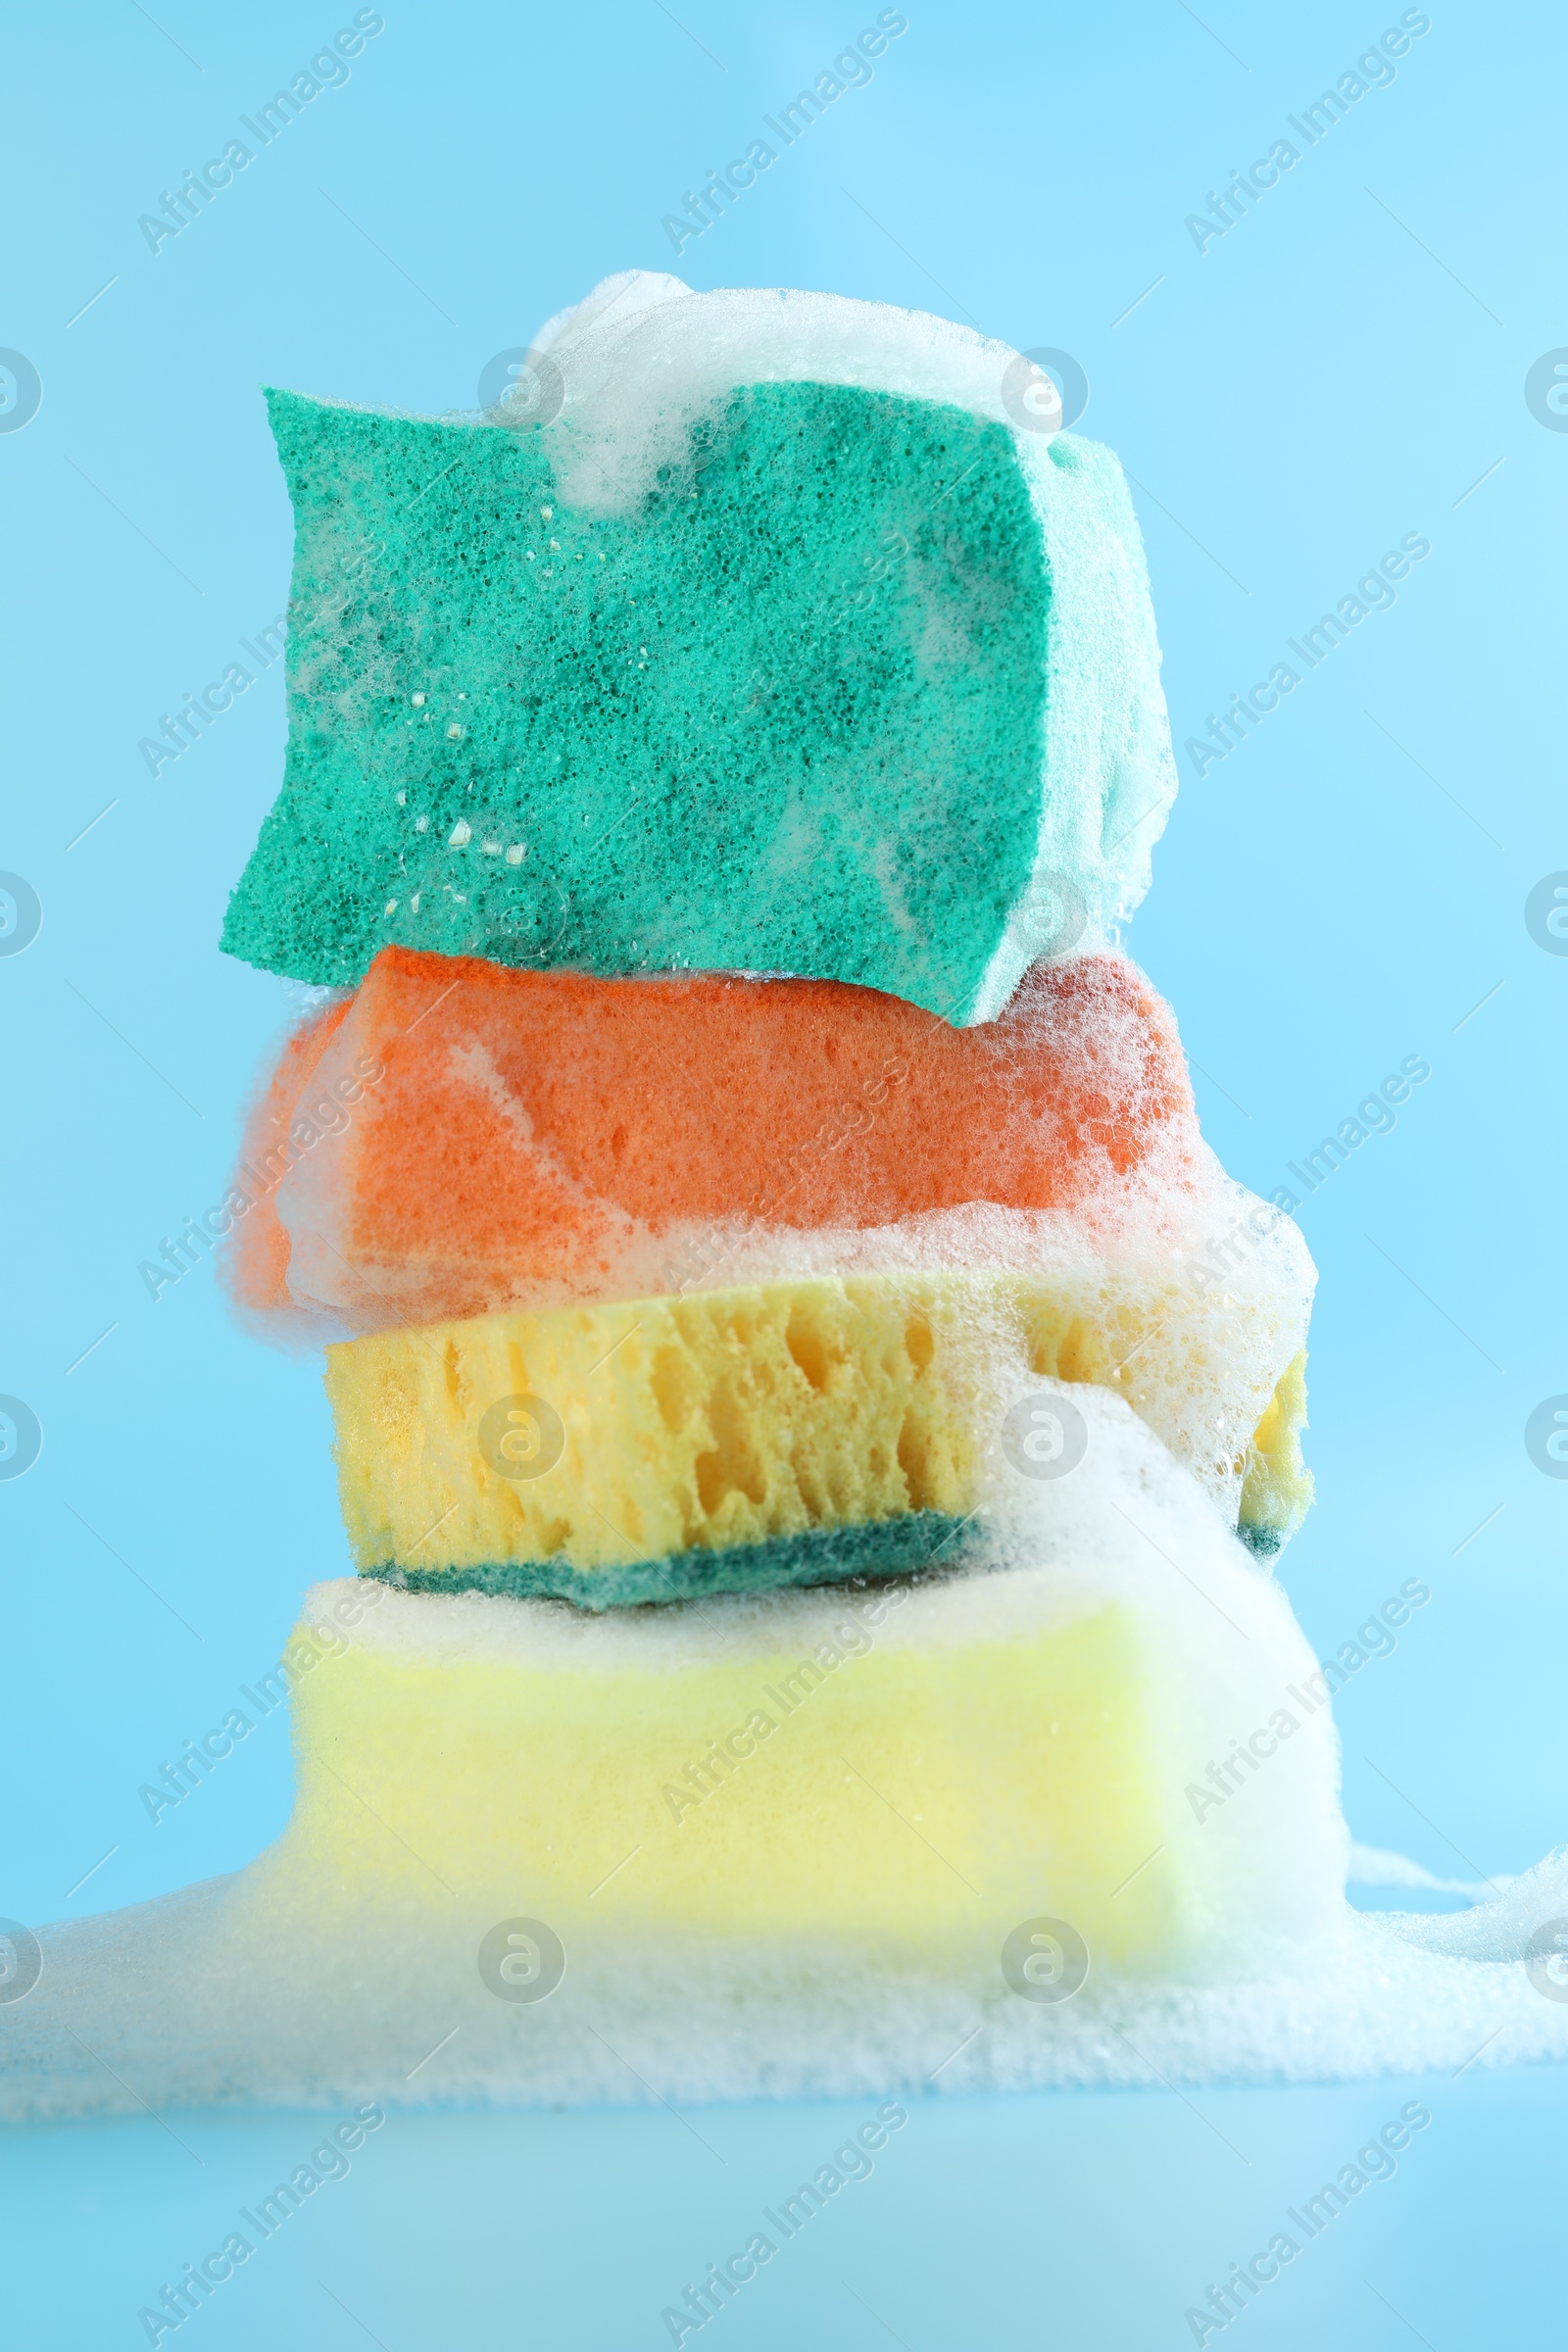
265,1577,1170,1961
325,1270,1310,1604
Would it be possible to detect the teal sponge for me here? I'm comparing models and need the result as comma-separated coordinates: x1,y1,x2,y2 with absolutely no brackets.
221,285,1175,1021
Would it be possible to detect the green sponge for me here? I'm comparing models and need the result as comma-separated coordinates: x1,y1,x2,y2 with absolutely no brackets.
368,1511,980,1612
223,309,1173,1021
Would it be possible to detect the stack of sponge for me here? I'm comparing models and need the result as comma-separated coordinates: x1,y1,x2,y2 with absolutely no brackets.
17,274,1568,2124
212,273,1335,2059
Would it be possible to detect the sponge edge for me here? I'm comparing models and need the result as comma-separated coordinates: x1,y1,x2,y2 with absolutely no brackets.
218,281,1173,1014
976,433,1174,1019
375,1513,985,1611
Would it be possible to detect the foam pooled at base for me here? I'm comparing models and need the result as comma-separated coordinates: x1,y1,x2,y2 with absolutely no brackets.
6,1386,1566,2120
219,274,1174,1018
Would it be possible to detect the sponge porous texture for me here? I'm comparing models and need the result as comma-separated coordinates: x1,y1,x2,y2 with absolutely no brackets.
220,296,1173,1021
325,1272,1311,1602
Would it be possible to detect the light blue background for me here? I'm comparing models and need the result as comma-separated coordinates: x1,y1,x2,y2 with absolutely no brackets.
2,1,1563,2343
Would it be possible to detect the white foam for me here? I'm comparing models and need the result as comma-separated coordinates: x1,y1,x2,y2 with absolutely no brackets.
511,271,1060,517
528,266,689,358
7,1868,1566,2122
1348,1842,1498,1901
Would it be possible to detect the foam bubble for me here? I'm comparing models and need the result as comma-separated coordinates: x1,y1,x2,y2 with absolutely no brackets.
517,271,1059,516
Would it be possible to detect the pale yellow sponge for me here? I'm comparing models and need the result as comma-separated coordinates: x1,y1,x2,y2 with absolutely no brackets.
325,1269,1310,1605
270,1578,1168,1959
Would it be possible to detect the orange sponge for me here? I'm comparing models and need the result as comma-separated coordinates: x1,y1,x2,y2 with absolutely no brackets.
229,946,1198,1336
227,993,354,1321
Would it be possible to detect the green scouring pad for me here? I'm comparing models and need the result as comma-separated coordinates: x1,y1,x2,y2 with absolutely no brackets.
221,278,1175,1022
367,1511,982,1612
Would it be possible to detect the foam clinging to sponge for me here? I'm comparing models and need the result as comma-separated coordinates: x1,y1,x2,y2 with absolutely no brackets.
219,277,1174,1015
326,1270,1313,1602
233,945,1200,1334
